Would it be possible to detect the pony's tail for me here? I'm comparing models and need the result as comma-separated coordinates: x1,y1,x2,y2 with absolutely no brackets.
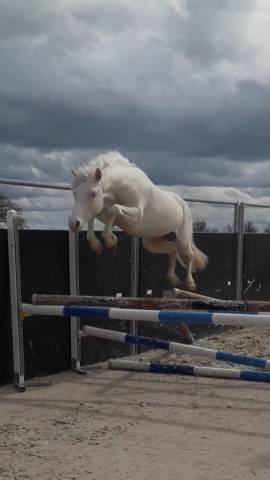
192,245,208,272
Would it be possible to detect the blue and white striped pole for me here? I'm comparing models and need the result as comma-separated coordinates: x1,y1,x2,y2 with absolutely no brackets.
20,303,270,327
81,325,270,371
108,359,270,383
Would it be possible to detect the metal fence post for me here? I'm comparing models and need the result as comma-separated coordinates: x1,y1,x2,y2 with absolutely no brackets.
69,230,82,371
235,202,245,300
233,204,239,233
7,210,25,390
130,236,140,355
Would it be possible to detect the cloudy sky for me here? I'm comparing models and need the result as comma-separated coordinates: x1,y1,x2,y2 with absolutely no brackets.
1,0,270,230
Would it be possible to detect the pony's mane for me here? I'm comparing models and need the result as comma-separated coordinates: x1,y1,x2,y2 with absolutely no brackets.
72,151,134,187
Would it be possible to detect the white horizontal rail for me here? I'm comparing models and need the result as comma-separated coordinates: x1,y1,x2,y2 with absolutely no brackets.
2,178,270,209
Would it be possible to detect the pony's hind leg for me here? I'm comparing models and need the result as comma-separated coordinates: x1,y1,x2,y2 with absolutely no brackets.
175,231,208,291
175,236,196,291
143,236,194,343
167,254,179,287
183,248,196,291
142,237,179,287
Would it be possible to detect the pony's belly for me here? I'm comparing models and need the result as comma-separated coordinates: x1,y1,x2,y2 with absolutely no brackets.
114,216,175,237
114,210,182,237
139,208,182,237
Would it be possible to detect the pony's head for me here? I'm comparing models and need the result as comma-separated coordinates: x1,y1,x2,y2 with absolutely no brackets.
69,167,104,232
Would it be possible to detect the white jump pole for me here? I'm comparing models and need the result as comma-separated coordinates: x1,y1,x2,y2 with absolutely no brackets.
20,303,270,327
81,325,270,371
108,359,270,383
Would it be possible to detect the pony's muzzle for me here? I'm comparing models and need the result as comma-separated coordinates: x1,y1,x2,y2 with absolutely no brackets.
69,219,81,233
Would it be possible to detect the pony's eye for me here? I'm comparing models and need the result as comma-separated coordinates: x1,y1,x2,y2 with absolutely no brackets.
89,191,97,199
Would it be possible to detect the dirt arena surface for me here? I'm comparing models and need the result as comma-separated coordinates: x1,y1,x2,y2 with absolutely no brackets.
1,326,270,480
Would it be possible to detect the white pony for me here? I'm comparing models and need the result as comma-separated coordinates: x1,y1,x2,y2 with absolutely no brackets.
69,151,208,290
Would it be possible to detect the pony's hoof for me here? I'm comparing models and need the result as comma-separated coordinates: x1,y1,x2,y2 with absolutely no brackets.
104,233,118,249
186,280,196,291
167,274,180,287
88,240,103,255
94,244,103,255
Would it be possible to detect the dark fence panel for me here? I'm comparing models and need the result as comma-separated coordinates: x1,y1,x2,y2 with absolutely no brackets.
138,233,237,340
79,231,131,297
2,229,270,386
243,234,270,300
19,230,71,379
79,232,132,365
193,233,237,300
139,233,237,298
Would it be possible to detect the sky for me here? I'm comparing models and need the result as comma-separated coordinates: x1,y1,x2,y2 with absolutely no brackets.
1,0,270,230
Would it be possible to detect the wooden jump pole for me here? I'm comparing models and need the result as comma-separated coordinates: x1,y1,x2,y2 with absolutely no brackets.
32,293,270,312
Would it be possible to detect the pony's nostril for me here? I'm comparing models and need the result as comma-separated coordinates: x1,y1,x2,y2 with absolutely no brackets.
69,219,81,233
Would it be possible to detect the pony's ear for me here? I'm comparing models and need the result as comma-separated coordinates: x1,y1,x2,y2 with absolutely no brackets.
71,169,76,175
95,168,102,182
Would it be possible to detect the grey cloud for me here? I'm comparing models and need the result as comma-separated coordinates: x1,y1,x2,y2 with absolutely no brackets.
184,0,257,65
72,0,137,32
2,144,270,194
131,150,270,188
1,0,270,229
1,81,270,161
1,1,270,161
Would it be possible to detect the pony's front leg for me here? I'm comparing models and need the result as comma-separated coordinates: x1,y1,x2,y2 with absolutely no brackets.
86,220,103,254
102,224,118,249
102,204,143,248
101,204,119,249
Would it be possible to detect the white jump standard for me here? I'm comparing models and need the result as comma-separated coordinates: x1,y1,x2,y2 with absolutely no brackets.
7,209,141,391
81,325,270,371
20,303,270,327
108,359,270,383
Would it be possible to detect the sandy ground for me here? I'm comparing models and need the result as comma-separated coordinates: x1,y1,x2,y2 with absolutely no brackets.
1,326,270,480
